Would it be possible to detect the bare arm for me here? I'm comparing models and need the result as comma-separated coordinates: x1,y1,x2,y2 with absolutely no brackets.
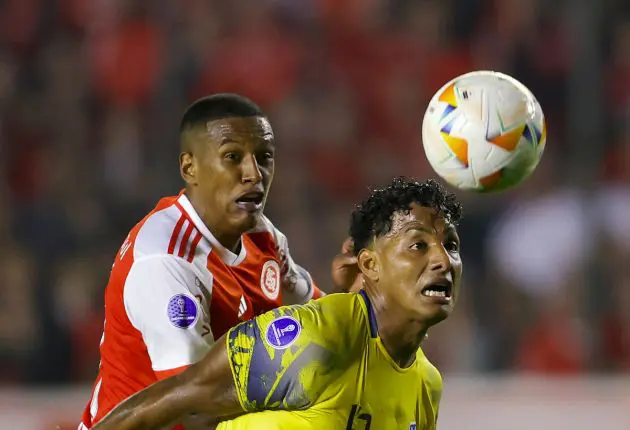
93,335,241,430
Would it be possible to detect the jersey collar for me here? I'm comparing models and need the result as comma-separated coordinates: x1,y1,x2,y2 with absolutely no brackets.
177,192,248,266
359,290,379,338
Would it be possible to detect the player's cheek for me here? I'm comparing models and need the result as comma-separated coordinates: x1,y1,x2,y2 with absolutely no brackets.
454,260,463,283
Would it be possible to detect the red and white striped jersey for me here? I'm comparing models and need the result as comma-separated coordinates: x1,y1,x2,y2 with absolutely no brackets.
78,191,322,429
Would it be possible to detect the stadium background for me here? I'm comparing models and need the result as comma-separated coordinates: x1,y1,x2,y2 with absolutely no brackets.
0,0,629,428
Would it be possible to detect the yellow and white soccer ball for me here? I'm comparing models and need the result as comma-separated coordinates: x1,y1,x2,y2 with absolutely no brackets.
421,70,546,192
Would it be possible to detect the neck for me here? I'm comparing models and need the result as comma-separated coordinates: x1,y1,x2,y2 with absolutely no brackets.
364,288,428,369
185,189,241,252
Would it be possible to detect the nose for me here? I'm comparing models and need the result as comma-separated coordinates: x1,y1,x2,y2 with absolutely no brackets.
241,154,263,184
428,245,451,273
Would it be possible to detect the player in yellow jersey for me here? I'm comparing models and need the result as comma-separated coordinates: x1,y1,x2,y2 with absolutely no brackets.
93,177,463,430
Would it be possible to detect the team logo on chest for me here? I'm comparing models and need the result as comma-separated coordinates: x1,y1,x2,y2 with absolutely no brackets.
260,260,281,300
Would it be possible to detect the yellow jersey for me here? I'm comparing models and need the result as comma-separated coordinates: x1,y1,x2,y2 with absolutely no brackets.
217,291,442,430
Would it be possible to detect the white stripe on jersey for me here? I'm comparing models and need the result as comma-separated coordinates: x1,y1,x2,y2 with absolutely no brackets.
89,377,103,422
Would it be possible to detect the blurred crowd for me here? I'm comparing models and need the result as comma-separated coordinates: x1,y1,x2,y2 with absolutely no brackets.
0,0,629,386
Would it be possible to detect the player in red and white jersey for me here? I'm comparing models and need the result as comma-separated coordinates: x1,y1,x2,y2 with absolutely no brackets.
79,94,358,430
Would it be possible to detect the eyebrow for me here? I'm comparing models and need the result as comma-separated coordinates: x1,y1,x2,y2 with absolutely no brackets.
401,223,459,238
218,137,239,147
218,133,274,147
402,225,434,235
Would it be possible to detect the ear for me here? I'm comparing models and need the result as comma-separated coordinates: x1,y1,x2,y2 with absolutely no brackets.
357,248,379,282
179,152,197,185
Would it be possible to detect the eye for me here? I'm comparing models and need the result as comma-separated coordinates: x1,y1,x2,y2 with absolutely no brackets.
444,240,460,253
224,152,240,162
410,241,428,251
258,152,274,164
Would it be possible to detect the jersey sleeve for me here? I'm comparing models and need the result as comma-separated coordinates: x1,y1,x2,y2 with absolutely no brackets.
123,255,213,374
268,221,323,304
225,294,365,413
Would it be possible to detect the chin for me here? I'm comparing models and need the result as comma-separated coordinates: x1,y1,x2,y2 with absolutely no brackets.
234,212,261,232
416,304,452,326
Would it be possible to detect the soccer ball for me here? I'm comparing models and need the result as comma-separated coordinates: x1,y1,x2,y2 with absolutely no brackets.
421,70,546,192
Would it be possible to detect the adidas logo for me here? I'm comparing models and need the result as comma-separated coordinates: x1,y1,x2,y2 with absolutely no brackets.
238,295,248,318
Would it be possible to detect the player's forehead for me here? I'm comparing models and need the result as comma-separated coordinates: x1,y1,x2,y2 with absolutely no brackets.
205,116,274,146
388,203,456,237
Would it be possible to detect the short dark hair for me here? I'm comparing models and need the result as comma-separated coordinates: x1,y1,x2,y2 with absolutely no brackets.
179,93,265,132
349,177,463,255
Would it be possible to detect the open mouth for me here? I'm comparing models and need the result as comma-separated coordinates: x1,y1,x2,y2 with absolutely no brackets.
235,191,264,212
421,281,452,300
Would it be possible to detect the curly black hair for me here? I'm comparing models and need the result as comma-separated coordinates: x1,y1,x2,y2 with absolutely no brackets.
349,177,463,255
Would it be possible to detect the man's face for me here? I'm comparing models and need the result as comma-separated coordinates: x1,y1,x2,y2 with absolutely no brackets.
368,203,462,325
181,116,275,237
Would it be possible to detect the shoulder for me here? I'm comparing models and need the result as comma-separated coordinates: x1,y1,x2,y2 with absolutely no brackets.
114,195,212,273
122,255,204,311
313,292,368,326
226,294,370,412
133,203,195,259
228,293,368,352
417,349,443,397
107,196,202,295
126,254,199,283
263,293,369,350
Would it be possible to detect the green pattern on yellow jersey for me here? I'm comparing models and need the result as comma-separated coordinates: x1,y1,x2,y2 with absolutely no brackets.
218,291,442,430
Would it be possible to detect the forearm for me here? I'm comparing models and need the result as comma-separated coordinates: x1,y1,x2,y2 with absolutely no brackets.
94,335,242,430
93,373,197,430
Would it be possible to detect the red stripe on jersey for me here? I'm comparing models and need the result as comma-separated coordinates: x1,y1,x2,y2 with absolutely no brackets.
187,231,203,263
178,222,195,258
168,214,186,255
